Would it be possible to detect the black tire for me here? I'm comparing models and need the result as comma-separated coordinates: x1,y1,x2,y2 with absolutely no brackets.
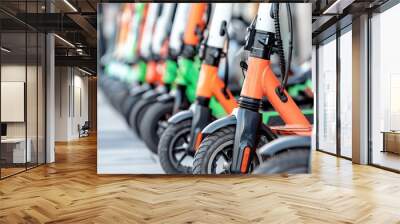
128,97,153,138
253,149,310,174
193,125,268,174
113,89,128,111
158,119,193,174
109,83,128,110
140,102,174,154
121,94,142,121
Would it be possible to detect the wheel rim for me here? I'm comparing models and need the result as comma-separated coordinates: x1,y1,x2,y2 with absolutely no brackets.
168,127,192,173
207,141,233,174
207,140,261,174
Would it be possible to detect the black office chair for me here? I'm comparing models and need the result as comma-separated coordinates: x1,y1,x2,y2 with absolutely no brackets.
79,121,90,138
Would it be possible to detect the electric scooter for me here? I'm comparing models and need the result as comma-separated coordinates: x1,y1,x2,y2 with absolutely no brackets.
102,3,147,113
99,4,120,91
102,4,136,109
135,3,195,152
118,3,151,118
125,3,164,133
193,3,312,174
127,3,178,137
157,3,236,174
131,3,209,149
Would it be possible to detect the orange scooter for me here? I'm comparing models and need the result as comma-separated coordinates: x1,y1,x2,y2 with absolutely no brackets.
193,3,312,174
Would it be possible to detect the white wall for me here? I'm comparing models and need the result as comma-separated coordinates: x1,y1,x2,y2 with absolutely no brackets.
1,66,26,136
1,63,46,164
55,67,89,141
1,65,40,137
55,66,69,141
71,74,89,138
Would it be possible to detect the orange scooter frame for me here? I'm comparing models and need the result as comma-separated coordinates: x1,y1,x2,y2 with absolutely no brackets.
196,64,237,113
242,57,310,128
191,63,237,150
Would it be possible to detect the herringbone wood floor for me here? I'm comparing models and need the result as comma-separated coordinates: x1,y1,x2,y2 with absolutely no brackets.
1,135,400,223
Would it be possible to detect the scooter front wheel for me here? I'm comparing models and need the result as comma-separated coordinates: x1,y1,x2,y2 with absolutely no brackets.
140,102,174,154
121,94,142,121
158,119,193,174
128,97,152,138
193,125,267,174
253,149,310,174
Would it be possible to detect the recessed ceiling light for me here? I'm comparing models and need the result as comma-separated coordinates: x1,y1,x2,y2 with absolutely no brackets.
54,34,75,48
78,67,93,76
323,0,354,15
63,0,78,12
1,47,11,53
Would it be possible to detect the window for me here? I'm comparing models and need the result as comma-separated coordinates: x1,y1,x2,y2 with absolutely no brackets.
370,3,400,171
317,36,337,154
339,29,352,158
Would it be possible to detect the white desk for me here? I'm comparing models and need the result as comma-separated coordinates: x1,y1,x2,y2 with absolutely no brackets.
1,138,31,163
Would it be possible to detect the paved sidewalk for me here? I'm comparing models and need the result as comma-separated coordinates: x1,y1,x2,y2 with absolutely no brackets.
97,89,164,174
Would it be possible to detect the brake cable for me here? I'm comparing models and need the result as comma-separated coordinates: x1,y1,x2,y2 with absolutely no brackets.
198,4,213,44
205,4,212,28
279,3,293,94
239,15,257,77
273,4,286,94
220,20,230,98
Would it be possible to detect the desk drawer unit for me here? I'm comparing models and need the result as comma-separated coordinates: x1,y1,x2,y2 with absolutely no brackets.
383,132,400,154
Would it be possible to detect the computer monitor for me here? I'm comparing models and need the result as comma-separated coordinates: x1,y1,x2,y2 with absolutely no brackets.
1,123,7,137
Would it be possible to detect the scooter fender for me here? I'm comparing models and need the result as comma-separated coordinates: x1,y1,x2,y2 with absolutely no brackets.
129,83,151,96
201,114,237,137
168,108,194,125
258,136,311,158
142,88,163,100
156,93,175,103
201,110,276,141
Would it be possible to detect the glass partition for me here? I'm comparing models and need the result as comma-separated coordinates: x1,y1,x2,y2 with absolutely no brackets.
317,36,337,154
0,1,46,179
1,31,28,177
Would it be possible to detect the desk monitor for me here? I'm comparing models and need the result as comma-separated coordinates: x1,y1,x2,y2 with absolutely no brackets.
1,123,7,137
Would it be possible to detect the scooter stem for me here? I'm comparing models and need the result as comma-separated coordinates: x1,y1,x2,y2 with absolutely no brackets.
190,3,234,151
169,4,191,57
152,3,176,57
140,3,160,60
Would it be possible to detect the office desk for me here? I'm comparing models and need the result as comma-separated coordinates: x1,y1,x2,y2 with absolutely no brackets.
1,138,31,163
